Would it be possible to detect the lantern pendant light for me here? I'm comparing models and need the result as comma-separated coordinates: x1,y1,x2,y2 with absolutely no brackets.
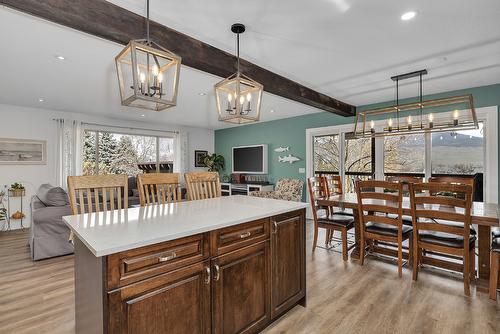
115,0,181,111
352,69,478,138
214,23,263,124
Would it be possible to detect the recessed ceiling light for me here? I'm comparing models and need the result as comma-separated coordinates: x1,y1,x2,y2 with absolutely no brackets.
140,114,145,117
55,55,65,60
270,109,275,113
38,98,45,102
198,92,207,96
401,11,417,21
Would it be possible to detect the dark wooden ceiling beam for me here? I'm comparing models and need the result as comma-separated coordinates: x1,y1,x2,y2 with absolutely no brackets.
1,0,356,116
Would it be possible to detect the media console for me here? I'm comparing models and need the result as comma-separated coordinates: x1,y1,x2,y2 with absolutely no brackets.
221,182,274,196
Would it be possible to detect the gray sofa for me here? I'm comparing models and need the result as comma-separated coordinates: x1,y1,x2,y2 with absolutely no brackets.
30,184,73,260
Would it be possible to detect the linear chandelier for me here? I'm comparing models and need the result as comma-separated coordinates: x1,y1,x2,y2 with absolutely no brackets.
214,23,263,124
352,70,478,138
115,0,181,111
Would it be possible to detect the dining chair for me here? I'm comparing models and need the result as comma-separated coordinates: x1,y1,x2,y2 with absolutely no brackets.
184,172,221,201
385,175,423,226
67,174,129,240
409,182,475,296
428,176,475,199
137,173,181,206
489,228,500,300
386,175,423,194
308,176,355,260
428,176,477,237
356,180,413,277
323,175,352,243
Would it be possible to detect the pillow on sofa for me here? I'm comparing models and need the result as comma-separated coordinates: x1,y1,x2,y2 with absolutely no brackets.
37,184,70,207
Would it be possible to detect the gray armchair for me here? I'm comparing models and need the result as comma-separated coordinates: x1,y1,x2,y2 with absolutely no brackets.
30,184,73,260
250,178,304,202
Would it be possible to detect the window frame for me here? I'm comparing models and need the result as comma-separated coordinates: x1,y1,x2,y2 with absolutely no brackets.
306,106,498,203
81,125,177,176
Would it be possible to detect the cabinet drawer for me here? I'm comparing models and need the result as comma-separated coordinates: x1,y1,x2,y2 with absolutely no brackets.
107,233,210,289
211,218,270,256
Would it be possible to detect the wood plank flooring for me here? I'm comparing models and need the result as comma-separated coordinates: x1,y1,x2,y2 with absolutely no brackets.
1,224,499,334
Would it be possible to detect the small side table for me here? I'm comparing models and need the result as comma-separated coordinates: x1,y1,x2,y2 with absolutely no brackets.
8,188,25,229
0,195,7,231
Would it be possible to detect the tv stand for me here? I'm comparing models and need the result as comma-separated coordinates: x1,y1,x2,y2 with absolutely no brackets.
221,182,273,196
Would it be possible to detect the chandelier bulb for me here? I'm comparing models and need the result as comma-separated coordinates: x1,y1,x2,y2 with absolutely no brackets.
139,72,146,83
228,93,232,102
246,93,251,102
152,65,159,77
239,96,245,105
157,72,163,83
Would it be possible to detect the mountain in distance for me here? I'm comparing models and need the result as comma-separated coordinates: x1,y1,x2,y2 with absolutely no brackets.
431,132,482,147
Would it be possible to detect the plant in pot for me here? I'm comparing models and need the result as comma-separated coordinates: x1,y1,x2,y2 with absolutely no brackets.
203,153,225,174
9,182,25,197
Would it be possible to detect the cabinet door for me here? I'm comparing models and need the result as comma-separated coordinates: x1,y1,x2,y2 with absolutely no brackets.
271,210,306,318
212,241,270,334
108,260,211,334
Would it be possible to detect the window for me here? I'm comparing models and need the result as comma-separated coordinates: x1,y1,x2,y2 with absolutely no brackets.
431,122,483,175
344,136,374,192
313,134,339,174
307,107,497,202
384,134,425,174
82,130,175,176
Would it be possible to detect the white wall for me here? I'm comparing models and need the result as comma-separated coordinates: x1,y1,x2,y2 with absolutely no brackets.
0,103,214,229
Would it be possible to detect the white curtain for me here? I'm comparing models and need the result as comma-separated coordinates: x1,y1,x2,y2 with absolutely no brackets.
173,130,188,183
55,119,82,189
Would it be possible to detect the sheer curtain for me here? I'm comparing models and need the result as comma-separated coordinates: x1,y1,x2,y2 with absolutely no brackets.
55,119,82,189
174,130,188,183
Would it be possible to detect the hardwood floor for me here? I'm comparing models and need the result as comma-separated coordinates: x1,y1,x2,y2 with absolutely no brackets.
0,230,74,334
1,223,499,334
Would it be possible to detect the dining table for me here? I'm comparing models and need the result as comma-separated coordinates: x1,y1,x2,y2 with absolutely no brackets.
317,193,500,292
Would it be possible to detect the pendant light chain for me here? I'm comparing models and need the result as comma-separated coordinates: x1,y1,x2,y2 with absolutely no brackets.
396,77,400,129
146,0,150,44
236,32,240,74
419,72,423,129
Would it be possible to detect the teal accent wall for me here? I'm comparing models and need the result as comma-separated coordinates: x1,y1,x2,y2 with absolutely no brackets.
215,83,500,191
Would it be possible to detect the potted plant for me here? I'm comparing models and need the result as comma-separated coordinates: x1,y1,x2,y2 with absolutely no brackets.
203,153,225,174
9,182,25,197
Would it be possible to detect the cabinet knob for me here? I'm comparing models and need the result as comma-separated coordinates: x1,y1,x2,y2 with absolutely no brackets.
213,264,220,281
204,266,211,284
158,252,176,262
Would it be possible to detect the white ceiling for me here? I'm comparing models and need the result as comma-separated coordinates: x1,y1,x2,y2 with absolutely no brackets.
1,0,500,130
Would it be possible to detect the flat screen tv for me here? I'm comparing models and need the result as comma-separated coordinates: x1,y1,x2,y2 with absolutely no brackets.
232,144,268,174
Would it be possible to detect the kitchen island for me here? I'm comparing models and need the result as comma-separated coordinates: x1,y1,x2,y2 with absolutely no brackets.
63,195,308,334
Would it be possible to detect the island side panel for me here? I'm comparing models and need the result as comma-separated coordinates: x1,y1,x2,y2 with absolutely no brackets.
270,208,307,319
74,238,106,334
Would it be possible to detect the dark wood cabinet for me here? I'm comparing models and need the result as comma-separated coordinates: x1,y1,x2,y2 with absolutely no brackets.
75,210,306,334
107,260,211,334
271,210,306,318
211,241,270,334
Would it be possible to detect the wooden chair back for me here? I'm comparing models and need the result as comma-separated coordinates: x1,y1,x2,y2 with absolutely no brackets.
324,175,343,196
67,174,129,214
409,182,472,245
307,176,328,223
184,172,221,200
355,180,403,230
428,176,475,199
137,173,181,206
386,175,423,193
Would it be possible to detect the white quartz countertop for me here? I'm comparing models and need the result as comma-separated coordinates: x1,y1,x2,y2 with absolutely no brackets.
63,195,308,257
